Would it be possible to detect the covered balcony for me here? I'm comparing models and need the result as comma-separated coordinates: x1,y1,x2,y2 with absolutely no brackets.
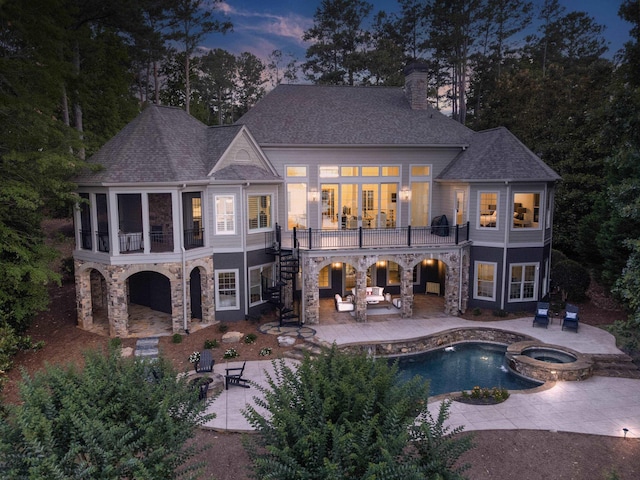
76,191,204,256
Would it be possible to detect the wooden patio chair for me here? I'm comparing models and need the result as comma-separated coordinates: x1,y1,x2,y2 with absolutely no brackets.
195,349,215,373
225,361,250,390
532,301,550,328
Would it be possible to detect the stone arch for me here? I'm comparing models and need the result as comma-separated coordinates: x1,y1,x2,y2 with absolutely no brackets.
74,261,110,334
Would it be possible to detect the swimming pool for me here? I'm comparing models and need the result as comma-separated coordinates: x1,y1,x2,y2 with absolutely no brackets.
394,342,542,396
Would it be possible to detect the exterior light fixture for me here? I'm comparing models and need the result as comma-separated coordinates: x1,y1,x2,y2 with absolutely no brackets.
400,187,411,201
308,189,319,202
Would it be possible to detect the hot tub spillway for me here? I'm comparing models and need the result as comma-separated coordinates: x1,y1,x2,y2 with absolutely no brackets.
506,341,593,382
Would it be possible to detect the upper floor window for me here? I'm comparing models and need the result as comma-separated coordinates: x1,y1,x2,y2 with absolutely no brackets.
215,195,235,234
248,195,272,231
411,165,431,176
479,192,498,228
513,193,540,229
286,166,307,177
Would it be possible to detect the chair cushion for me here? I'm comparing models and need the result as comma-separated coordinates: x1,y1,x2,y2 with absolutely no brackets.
565,311,577,319
537,309,548,316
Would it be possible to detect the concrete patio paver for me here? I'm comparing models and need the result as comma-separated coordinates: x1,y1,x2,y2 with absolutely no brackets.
204,316,640,438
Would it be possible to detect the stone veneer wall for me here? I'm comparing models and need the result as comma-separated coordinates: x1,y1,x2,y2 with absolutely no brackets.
75,256,214,337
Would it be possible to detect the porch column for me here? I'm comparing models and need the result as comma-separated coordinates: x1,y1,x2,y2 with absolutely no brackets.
302,257,320,324
444,253,460,316
399,266,413,318
354,267,368,322
107,267,129,337
170,268,184,334
74,262,93,330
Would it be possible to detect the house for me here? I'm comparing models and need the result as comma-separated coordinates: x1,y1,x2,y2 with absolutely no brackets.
73,64,560,337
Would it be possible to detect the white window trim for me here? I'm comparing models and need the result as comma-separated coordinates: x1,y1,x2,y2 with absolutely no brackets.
474,261,497,301
215,195,235,235
511,192,543,230
477,191,500,230
249,263,274,307
215,269,240,311
508,263,539,303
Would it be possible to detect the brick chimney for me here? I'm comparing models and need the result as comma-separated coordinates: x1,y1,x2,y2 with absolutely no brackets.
404,62,430,110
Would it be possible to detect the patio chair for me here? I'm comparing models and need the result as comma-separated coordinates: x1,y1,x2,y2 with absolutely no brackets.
562,304,580,332
195,349,215,373
532,301,550,328
225,361,250,390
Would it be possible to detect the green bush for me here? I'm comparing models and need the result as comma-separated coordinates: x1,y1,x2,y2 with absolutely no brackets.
0,347,214,478
243,345,472,479
217,324,229,333
172,333,183,344
109,337,122,349
204,339,218,349
492,309,508,317
552,259,591,302
244,333,257,344
472,307,482,316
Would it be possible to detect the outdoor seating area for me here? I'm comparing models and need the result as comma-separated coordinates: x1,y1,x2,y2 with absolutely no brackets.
351,286,385,304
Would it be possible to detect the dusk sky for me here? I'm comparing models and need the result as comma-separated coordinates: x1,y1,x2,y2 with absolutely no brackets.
208,0,631,65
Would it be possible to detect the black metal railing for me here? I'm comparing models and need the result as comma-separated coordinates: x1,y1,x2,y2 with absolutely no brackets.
283,222,469,251
150,231,174,252
184,228,204,249
80,229,92,250
96,231,110,252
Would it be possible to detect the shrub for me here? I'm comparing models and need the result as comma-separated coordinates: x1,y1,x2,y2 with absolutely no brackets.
204,339,218,349
243,345,472,479
552,259,591,302
258,347,272,356
223,348,238,359
218,324,229,333
244,333,257,344
0,347,214,478
109,337,122,349
472,307,482,316
460,386,510,404
172,333,183,344
492,309,508,317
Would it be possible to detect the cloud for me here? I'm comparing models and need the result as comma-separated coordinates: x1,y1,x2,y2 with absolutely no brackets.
220,2,312,47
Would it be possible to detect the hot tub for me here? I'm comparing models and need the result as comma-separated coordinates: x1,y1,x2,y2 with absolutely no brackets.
506,342,592,382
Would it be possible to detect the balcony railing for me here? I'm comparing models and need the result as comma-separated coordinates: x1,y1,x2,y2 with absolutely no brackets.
271,223,469,251
184,228,204,250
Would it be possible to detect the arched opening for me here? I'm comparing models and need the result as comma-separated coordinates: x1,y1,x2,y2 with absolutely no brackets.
127,271,172,336
190,267,203,320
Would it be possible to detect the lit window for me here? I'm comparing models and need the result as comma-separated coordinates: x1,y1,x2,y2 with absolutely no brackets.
411,165,430,176
509,264,537,301
249,264,274,306
479,192,498,228
215,270,239,310
362,166,379,176
319,265,330,288
381,166,399,176
215,195,235,234
341,166,358,176
286,166,307,177
387,262,400,285
319,166,339,178
248,195,272,231
475,262,496,300
287,184,307,229
512,193,540,229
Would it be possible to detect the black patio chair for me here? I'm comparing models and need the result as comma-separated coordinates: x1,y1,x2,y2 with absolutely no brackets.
195,349,215,373
532,301,550,328
562,304,580,332
225,361,250,390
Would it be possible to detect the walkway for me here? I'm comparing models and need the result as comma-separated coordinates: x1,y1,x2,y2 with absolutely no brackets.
203,315,640,439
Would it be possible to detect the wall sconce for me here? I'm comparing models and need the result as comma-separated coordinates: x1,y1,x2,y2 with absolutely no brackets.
308,189,319,202
333,262,342,269
377,260,386,267
400,187,411,201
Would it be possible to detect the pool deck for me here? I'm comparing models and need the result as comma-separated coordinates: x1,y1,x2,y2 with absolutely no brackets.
203,315,640,439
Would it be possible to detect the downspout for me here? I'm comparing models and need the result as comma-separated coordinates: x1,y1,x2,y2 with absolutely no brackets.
458,248,463,313
242,183,249,317
179,185,188,333
500,182,511,311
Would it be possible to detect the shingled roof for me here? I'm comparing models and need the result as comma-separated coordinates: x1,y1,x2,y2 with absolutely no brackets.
236,84,474,146
437,127,561,183
77,105,248,185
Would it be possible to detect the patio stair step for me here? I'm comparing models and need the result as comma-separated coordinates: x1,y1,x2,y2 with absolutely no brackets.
283,342,326,361
590,354,640,378
135,336,160,359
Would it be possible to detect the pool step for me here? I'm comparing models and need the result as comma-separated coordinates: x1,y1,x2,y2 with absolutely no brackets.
590,354,640,378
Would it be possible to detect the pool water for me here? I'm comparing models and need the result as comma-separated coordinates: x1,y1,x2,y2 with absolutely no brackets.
522,348,576,363
394,342,542,396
